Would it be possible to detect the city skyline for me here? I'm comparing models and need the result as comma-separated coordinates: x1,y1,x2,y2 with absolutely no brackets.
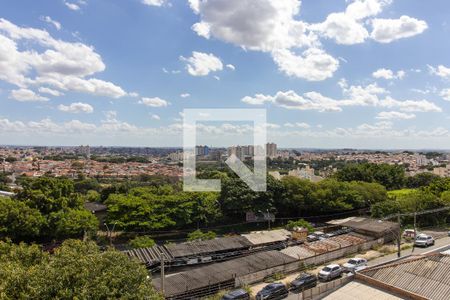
1,0,450,148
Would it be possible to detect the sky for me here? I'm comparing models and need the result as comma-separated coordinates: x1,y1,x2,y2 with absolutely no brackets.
1,0,450,149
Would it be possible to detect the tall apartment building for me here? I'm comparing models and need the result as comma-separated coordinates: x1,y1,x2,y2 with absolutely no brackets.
266,142,277,158
195,145,209,156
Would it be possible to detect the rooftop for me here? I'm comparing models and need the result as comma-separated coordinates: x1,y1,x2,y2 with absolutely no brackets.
327,217,399,235
358,253,450,300
152,250,296,297
322,280,403,300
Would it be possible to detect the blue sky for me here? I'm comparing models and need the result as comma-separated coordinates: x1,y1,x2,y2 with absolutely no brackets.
1,0,450,148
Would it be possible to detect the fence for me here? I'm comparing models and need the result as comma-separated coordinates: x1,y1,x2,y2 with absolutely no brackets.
235,237,383,286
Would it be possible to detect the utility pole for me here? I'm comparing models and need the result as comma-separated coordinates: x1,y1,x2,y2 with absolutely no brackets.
267,209,271,230
160,252,165,295
412,212,417,252
397,214,401,258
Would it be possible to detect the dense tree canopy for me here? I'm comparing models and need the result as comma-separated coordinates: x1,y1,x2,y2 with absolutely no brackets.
0,239,162,299
0,177,98,242
106,186,221,231
335,163,405,190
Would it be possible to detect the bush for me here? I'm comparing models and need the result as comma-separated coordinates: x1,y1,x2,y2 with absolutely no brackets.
128,235,156,249
286,219,314,233
187,230,216,241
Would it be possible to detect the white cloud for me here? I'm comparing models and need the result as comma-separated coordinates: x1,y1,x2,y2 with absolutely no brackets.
64,1,80,11
311,12,369,45
272,48,339,81
180,51,223,76
310,0,392,45
226,64,236,71
142,0,167,7
0,18,128,99
376,111,415,120
189,0,314,52
345,0,392,20
371,15,428,43
429,65,450,79
9,88,49,102
38,87,63,96
295,122,311,128
378,96,441,112
41,16,61,30
372,68,405,80
188,0,425,81
243,82,441,113
58,102,94,113
180,93,190,98
188,0,200,14
191,22,210,38
440,88,450,101
140,97,169,107
151,114,161,120
242,90,342,112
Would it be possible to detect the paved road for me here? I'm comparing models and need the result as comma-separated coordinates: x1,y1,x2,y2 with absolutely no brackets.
367,235,450,267
285,236,450,299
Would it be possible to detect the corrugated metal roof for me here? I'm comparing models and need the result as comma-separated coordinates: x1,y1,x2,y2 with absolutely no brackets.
322,280,403,300
280,245,315,259
360,254,450,300
241,229,291,245
124,245,173,266
327,217,398,234
165,236,253,258
153,250,297,297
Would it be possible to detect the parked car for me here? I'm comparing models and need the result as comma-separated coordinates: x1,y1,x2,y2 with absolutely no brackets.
403,229,417,238
222,289,250,300
318,264,342,281
307,231,326,242
342,258,367,273
414,234,435,247
256,283,289,300
289,273,317,292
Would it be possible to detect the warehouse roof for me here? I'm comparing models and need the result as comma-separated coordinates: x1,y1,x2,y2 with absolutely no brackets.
322,280,403,300
327,217,398,235
358,254,450,300
165,235,253,258
241,229,291,245
153,251,296,297
124,245,173,266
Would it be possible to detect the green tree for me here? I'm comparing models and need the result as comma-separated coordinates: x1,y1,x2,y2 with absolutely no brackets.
0,196,46,240
0,239,162,299
50,208,99,238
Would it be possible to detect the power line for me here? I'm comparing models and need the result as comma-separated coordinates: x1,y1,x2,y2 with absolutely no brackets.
382,206,450,221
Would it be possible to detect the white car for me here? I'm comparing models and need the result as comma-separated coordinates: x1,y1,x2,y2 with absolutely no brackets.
414,234,435,247
342,257,367,273
318,264,342,281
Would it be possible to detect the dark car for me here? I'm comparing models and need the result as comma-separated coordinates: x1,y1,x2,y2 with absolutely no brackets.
289,273,317,292
256,282,289,300
221,289,250,300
